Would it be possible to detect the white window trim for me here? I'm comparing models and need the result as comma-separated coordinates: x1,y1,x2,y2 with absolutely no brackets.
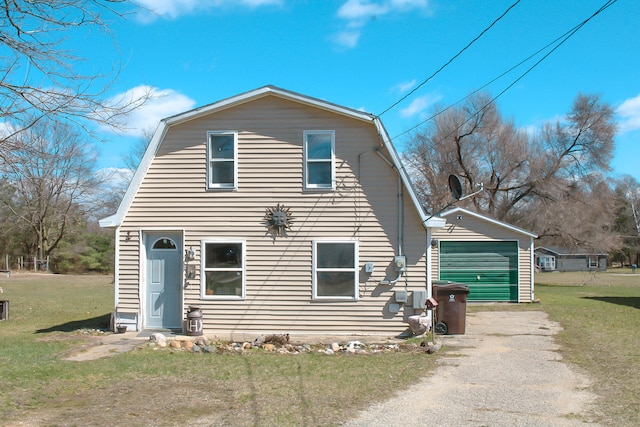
206,130,238,190
303,130,335,190
537,255,555,270
201,239,246,300
312,239,358,301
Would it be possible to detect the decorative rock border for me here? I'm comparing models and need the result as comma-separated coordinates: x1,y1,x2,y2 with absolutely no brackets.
146,333,441,355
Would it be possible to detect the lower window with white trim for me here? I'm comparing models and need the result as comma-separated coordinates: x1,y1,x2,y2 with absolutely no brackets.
202,241,245,299
313,240,358,300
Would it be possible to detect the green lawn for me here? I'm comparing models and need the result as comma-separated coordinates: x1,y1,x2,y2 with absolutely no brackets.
1,271,638,426
534,270,640,426
0,273,437,426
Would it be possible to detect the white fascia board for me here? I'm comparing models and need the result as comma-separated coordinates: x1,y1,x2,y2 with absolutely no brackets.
98,213,117,228
373,117,444,230
99,121,168,228
441,207,538,238
424,216,447,228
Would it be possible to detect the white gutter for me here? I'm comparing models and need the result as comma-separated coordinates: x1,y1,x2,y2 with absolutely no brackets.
113,225,120,310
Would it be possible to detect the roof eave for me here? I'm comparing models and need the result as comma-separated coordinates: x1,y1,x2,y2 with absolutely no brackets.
441,207,538,238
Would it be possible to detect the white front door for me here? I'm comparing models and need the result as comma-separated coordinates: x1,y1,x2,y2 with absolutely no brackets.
145,232,182,330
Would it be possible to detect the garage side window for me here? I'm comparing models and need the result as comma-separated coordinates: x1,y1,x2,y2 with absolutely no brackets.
202,241,245,299
207,131,237,190
313,241,358,300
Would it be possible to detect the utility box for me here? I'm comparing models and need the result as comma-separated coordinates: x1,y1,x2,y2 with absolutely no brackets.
394,290,408,303
394,255,407,272
412,290,427,309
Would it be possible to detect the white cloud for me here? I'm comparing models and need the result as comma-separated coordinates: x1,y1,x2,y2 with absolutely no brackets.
392,79,416,94
338,0,389,20
334,0,430,48
617,93,640,134
100,85,197,137
97,167,135,190
0,121,17,139
333,29,361,49
400,93,440,118
133,0,283,22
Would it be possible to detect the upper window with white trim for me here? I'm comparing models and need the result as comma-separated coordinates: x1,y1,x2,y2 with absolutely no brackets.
304,130,335,190
207,131,237,189
313,240,358,300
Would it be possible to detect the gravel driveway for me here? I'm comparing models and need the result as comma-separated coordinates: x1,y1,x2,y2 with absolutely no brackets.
343,310,600,427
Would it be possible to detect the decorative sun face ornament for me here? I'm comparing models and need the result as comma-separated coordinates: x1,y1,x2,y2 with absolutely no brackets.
264,203,294,241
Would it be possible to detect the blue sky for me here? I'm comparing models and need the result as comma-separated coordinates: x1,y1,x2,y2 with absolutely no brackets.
77,0,640,181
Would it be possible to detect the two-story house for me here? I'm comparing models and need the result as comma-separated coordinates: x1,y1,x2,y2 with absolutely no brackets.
100,86,446,339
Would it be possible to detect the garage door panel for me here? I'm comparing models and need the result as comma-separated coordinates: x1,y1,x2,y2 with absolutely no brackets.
439,270,515,285
440,241,518,302
470,284,518,301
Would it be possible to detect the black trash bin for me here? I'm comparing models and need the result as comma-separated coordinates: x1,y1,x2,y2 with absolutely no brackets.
432,282,469,334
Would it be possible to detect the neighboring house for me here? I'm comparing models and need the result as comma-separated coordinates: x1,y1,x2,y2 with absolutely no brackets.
100,86,446,339
535,247,607,272
431,207,538,302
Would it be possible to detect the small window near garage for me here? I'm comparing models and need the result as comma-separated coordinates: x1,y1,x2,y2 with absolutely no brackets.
313,241,358,300
588,256,598,269
202,241,245,299
537,255,555,271
207,131,237,190
304,130,335,190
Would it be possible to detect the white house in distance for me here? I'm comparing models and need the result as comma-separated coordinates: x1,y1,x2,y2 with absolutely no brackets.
100,86,447,339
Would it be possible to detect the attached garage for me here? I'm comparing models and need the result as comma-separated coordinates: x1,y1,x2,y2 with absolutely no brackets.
432,208,537,303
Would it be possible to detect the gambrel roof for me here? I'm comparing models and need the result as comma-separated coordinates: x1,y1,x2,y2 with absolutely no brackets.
100,85,445,230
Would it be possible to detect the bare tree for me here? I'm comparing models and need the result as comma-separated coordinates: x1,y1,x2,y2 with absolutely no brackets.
95,126,154,216
611,175,640,265
0,0,149,159
528,174,620,252
123,127,154,172
0,118,103,261
404,92,531,217
404,92,618,251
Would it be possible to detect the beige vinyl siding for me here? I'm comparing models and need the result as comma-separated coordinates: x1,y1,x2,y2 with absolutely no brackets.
431,213,533,303
117,95,429,336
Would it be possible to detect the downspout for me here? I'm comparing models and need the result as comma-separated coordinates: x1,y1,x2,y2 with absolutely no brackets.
114,226,121,310
376,148,404,285
426,227,433,300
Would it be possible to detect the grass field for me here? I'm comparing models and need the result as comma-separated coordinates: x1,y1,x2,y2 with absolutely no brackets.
0,273,437,426
0,271,638,426
533,270,640,426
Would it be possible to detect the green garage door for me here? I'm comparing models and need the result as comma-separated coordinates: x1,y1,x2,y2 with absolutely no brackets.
439,241,518,301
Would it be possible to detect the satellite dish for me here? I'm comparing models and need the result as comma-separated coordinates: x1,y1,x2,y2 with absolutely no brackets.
448,174,463,201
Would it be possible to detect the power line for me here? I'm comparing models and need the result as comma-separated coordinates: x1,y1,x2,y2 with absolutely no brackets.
392,0,618,143
376,0,522,118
